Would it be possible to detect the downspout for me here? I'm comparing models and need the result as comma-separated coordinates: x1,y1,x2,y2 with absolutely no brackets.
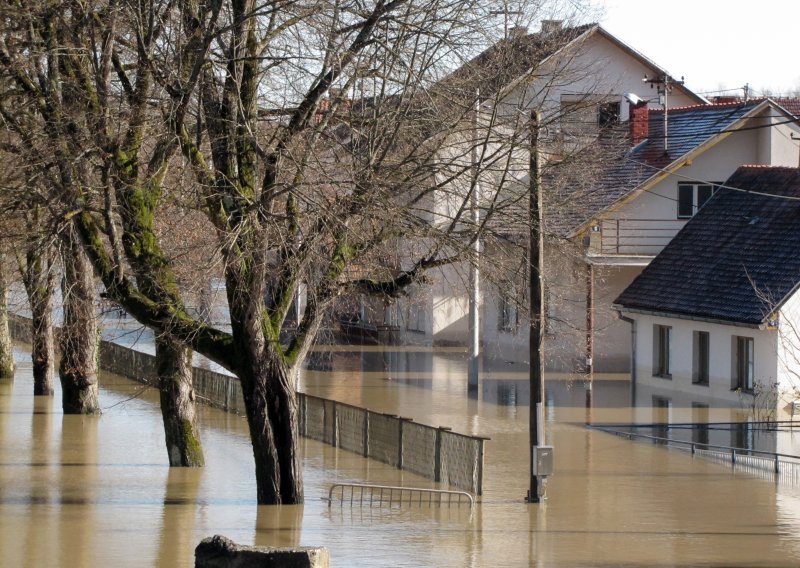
585,262,594,382
619,313,637,406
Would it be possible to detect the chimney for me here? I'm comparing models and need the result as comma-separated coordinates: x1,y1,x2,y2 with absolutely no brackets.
540,20,563,35
629,100,649,145
509,25,528,39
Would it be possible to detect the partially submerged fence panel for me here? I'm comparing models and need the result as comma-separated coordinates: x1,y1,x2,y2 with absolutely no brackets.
10,314,487,494
299,393,486,494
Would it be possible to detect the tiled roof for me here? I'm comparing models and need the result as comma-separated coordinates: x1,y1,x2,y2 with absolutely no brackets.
439,24,596,102
773,97,800,117
549,100,769,237
614,166,800,325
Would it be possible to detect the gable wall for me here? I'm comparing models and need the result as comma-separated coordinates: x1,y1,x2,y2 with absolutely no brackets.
504,31,698,123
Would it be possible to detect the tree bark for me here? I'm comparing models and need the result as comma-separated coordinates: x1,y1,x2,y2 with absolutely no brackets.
0,254,14,379
59,230,100,413
24,245,55,396
156,335,204,467
236,330,302,504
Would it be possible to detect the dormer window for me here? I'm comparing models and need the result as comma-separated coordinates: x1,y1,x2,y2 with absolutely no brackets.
678,182,719,219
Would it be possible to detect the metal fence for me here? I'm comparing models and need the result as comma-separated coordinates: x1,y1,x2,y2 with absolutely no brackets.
326,483,474,508
590,424,800,485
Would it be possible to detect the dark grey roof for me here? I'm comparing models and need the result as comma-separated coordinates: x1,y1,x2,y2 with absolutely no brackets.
615,166,800,325
549,99,772,237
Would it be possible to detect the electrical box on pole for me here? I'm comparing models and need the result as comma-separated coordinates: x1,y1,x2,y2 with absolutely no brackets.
527,110,550,503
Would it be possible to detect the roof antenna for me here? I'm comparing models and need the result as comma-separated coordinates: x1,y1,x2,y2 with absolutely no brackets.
489,2,523,39
643,73,685,153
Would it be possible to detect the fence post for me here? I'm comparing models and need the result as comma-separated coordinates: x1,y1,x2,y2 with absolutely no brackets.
435,427,451,483
398,417,410,469
477,438,485,496
732,449,736,465
362,409,369,457
775,454,780,474
331,402,338,448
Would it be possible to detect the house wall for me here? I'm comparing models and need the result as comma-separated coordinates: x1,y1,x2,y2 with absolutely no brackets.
595,107,800,258
777,289,800,397
479,240,640,373
627,312,778,405
504,30,698,127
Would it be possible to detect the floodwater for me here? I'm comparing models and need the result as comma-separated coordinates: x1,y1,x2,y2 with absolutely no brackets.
3,343,800,567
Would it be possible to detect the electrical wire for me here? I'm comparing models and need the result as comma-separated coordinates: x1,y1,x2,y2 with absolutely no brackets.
624,156,800,202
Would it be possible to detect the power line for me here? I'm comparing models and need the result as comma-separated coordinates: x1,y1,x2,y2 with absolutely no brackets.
624,156,800,202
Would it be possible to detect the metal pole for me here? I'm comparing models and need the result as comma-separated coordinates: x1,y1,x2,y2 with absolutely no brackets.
468,92,481,392
527,110,546,503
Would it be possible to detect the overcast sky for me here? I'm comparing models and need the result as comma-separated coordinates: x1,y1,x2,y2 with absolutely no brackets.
584,0,800,97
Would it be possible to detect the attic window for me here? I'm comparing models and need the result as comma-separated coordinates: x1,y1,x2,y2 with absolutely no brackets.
598,102,620,128
678,182,719,219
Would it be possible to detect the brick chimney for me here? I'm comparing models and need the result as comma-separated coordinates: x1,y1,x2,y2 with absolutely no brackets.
629,100,649,145
540,20,563,34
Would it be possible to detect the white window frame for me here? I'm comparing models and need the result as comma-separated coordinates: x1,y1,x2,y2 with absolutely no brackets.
732,335,754,392
692,330,710,385
653,324,672,378
677,182,719,219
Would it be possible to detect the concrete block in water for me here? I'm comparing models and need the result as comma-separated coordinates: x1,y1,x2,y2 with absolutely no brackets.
195,535,329,568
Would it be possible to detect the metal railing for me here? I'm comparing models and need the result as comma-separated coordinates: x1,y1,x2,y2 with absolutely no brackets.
599,218,686,255
589,425,800,484
326,483,474,508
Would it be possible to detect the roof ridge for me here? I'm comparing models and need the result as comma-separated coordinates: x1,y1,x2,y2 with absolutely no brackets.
649,98,767,114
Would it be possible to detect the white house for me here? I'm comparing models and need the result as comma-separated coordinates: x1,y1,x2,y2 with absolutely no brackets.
371,20,705,349
484,97,800,374
615,166,800,410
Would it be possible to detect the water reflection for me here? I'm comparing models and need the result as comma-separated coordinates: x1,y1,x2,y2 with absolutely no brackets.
254,505,303,549
4,342,800,566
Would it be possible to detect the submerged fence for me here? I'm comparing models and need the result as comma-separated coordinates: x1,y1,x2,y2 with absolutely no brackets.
590,423,800,487
9,315,486,494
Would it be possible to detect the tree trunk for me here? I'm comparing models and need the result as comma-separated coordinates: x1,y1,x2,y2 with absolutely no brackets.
59,231,100,413
156,335,204,467
0,254,14,379
25,246,55,396
240,347,303,505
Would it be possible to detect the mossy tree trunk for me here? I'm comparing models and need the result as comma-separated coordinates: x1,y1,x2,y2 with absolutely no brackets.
23,244,55,396
58,228,100,414
0,253,14,379
156,335,204,467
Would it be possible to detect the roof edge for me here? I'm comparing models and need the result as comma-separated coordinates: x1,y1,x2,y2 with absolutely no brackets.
613,305,765,329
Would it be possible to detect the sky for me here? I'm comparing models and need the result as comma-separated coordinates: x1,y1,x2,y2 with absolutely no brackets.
583,0,800,98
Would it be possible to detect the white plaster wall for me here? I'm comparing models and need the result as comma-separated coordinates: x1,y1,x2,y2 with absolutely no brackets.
629,312,778,404
777,289,800,396
503,30,698,124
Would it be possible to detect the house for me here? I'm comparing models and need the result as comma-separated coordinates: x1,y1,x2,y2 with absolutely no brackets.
483,97,800,374
614,166,800,410
369,21,705,349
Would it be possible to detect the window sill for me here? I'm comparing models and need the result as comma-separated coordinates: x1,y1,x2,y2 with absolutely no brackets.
653,373,672,380
692,380,709,387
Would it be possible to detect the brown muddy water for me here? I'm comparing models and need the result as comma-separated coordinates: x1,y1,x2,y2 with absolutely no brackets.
3,343,800,567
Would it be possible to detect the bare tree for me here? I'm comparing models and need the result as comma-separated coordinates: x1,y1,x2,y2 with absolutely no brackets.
0,0,599,503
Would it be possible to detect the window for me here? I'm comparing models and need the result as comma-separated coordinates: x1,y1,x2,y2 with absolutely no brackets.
677,183,718,218
598,102,621,129
498,287,519,333
406,301,425,332
732,336,754,392
653,324,672,378
692,331,710,385
560,96,620,137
